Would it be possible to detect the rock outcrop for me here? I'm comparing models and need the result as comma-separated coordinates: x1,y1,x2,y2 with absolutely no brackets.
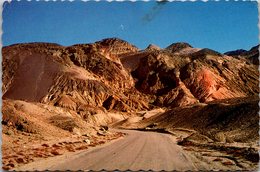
2,39,149,114
130,43,258,106
3,38,259,112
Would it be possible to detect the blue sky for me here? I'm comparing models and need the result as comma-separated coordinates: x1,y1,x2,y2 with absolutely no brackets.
2,1,258,53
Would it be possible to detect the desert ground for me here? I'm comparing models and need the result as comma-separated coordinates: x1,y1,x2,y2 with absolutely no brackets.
2,38,259,171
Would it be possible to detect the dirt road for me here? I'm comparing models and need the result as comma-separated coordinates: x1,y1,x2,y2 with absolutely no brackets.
17,130,197,171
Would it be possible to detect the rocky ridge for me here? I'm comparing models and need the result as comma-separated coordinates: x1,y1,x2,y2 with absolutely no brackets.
224,45,259,65
3,37,259,114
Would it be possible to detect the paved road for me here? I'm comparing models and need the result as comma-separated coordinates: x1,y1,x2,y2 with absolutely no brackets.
48,130,196,171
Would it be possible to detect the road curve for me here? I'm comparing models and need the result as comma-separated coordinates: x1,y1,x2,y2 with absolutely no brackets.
47,130,196,171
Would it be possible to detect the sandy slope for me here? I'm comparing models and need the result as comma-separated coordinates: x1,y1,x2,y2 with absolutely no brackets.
1,99,125,170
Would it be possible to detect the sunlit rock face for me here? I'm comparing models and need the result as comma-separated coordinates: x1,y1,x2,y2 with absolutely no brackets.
130,43,258,106
2,39,148,113
2,38,259,112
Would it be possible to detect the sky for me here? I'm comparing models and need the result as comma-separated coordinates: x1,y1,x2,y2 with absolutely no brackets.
2,1,259,53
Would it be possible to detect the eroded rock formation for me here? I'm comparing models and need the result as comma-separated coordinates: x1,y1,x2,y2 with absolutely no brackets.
3,38,259,112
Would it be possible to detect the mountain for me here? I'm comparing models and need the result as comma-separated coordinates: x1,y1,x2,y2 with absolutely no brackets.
3,38,259,121
224,49,247,56
3,38,259,114
166,42,200,55
2,38,259,170
4,39,258,111
146,44,161,51
131,44,258,106
2,39,149,113
224,45,259,65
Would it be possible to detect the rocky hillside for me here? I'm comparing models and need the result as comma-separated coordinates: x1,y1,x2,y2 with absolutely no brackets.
3,38,259,112
130,96,259,143
2,39,149,114
127,43,258,107
224,45,259,65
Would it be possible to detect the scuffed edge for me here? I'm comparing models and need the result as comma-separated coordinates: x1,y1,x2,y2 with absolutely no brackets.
0,1,3,172
258,1,260,172
1,0,258,2
0,0,259,172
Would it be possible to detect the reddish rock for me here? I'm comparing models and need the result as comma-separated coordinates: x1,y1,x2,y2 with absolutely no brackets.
3,164,16,171
52,144,61,148
42,143,50,147
2,40,148,114
222,161,234,165
15,157,25,164
75,145,88,150
65,146,75,152
213,158,222,161
50,149,62,156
